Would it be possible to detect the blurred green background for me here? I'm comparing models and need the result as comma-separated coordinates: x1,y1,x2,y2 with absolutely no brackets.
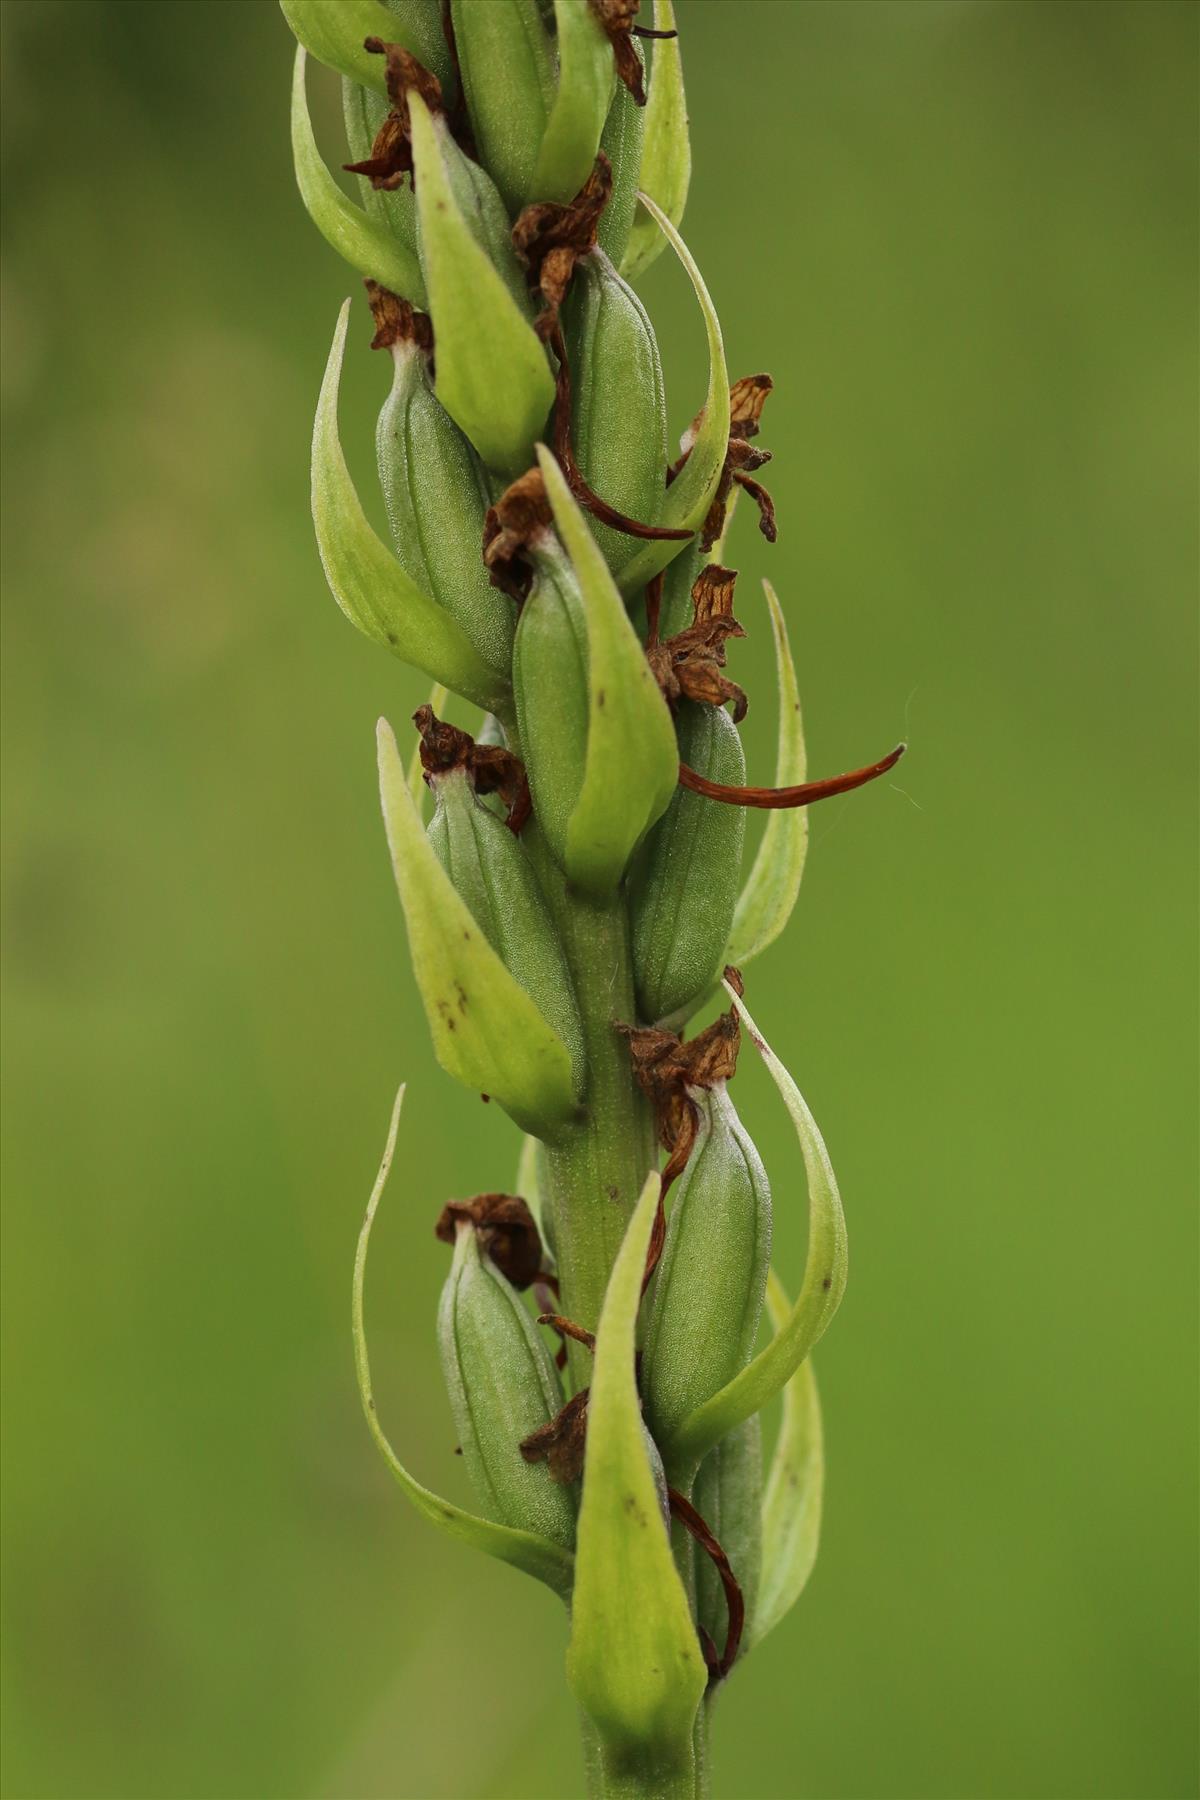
2,3,1196,1796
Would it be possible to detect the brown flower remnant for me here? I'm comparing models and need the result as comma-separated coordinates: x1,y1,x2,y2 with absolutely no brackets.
670,373,778,552
363,280,434,355
647,563,748,722
434,1192,545,1289
620,971,743,1191
667,1486,745,1682
589,0,648,105
679,741,907,810
412,705,531,833
512,156,613,341
344,39,442,191
482,468,555,602
519,1388,590,1483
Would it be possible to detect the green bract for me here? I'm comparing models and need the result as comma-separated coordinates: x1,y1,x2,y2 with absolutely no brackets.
751,1272,825,1650
377,719,580,1136
617,195,731,596
438,1216,577,1546
408,91,554,475
693,1415,762,1666
291,47,425,303
622,0,690,285
312,303,507,713
531,0,614,206
568,1173,707,1769
426,766,585,1089
727,579,809,967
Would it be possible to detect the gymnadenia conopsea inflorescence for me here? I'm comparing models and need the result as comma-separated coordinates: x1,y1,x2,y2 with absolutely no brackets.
284,4,904,1792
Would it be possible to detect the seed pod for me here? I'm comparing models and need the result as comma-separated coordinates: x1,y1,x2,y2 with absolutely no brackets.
408,91,554,475
512,538,589,871
426,766,584,1085
376,330,514,681
595,40,646,266
563,252,669,574
692,1416,762,1666
281,0,449,93
640,1084,772,1448
439,1218,577,1548
630,701,747,1027
450,0,554,214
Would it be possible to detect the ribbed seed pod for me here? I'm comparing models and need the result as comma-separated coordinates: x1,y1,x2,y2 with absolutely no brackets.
692,1416,763,1664
438,1218,577,1548
564,252,669,573
376,335,514,680
450,0,554,214
427,767,584,1086
641,1084,772,1447
511,538,589,870
630,701,747,1027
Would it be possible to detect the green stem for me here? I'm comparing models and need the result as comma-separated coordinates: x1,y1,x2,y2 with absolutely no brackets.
544,882,657,1356
580,1709,711,1800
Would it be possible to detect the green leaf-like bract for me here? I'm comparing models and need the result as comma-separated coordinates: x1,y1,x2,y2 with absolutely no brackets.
290,46,426,304
312,302,507,713
376,719,581,1136
661,984,848,1478
280,0,450,93
529,0,614,206
537,447,680,895
353,1085,575,1598
751,1271,824,1649
622,0,690,284
617,194,731,595
409,92,555,476
567,1172,707,1758
726,579,809,965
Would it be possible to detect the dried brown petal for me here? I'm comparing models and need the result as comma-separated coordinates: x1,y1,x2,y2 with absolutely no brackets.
512,157,613,339
669,373,778,553
589,0,647,105
343,40,442,191
618,998,742,1191
649,563,748,722
434,1192,544,1289
412,706,531,833
519,1388,590,1483
365,281,434,355
482,468,554,601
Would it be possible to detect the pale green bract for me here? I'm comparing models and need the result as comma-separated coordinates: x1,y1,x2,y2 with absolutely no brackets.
536,447,679,895
617,193,731,595
622,0,690,284
352,1085,575,1599
661,984,848,1478
529,0,614,205
751,1272,825,1649
376,720,581,1136
312,303,507,713
290,47,426,305
727,579,810,965
408,91,556,476
280,0,451,94
567,1172,707,1763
